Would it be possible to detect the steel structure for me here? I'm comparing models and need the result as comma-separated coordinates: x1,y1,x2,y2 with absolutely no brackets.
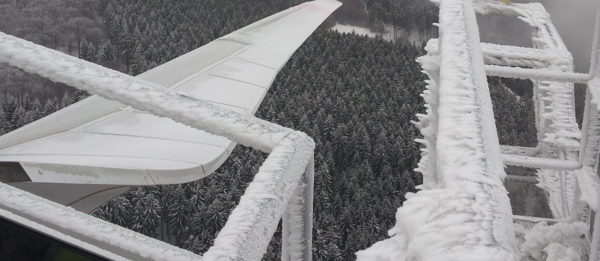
358,0,600,260
6,0,600,259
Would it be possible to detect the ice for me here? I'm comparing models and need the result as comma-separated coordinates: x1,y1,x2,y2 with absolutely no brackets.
520,222,588,261
359,0,517,259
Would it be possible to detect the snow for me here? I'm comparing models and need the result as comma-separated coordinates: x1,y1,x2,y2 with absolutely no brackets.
0,0,346,259
497,1,584,221
426,39,565,69
520,222,588,261
331,23,378,38
281,158,314,261
582,80,600,260
360,187,520,260
330,23,423,43
3,0,600,259
500,145,540,157
426,38,589,83
544,243,582,261
355,236,406,261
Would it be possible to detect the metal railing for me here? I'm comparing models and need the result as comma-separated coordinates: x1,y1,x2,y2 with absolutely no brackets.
435,0,600,259
0,31,314,261
407,0,600,259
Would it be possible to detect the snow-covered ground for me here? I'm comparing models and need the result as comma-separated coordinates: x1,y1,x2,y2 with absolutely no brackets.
331,23,428,43
330,23,379,38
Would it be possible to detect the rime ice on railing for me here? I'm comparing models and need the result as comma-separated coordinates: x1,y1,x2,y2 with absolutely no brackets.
359,0,600,260
358,0,517,260
0,26,315,261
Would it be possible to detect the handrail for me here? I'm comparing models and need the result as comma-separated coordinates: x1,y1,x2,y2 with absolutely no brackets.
432,0,516,256
0,31,315,261
362,0,518,259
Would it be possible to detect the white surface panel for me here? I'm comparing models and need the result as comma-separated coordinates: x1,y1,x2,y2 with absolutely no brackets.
207,58,278,88
175,74,267,111
137,40,247,88
83,111,232,147
227,1,336,53
0,96,124,151
236,46,289,69
0,132,225,166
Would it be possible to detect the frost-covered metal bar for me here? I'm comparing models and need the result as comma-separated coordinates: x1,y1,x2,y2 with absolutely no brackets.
512,215,567,224
426,39,568,68
585,3,600,259
422,40,592,83
527,4,582,220
502,154,581,170
500,145,540,157
484,65,592,83
0,31,315,260
505,175,537,184
281,158,314,261
432,0,516,254
469,1,583,220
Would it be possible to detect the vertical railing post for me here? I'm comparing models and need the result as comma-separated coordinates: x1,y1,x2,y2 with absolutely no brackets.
585,3,600,259
282,156,314,261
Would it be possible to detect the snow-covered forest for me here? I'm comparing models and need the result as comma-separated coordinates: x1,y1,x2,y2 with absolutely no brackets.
0,0,539,260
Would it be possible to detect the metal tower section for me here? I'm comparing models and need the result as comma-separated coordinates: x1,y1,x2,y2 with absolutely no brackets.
359,0,600,260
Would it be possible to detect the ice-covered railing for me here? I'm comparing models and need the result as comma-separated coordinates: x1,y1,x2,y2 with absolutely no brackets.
585,2,600,259
360,0,600,260
357,0,517,260
424,0,589,224
0,30,315,261
472,1,600,259
475,1,584,221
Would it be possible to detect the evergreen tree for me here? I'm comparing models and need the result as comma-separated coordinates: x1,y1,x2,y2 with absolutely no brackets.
166,185,190,245
102,40,115,61
130,188,161,237
61,92,74,108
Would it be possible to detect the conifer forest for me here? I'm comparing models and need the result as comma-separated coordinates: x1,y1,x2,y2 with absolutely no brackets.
0,0,540,260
